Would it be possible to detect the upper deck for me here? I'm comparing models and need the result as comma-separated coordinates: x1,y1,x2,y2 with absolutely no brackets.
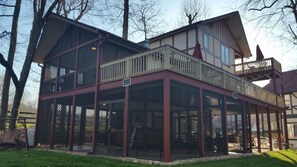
234,58,282,81
100,45,284,108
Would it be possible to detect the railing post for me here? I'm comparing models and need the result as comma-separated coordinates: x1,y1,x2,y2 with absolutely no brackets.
241,80,244,94
223,71,226,89
164,45,170,70
199,61,202,80
125,57,131,77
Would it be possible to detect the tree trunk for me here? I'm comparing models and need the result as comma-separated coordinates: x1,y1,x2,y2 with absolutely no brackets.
122,0,129,39
8,14,44,130
8,0,60,129
0,0,21,130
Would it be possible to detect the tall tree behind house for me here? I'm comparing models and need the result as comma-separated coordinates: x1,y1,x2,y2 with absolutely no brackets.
0,0,95,130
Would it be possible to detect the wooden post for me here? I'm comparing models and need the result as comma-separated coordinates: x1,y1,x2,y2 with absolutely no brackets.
163,77,171,162
199,88,204,157
92,40,101,154
247,103,253,152
23,118,29,151
223,94,228,155
275,110,282,150
164,45,170,70
242,101,247,153
255,105,261,153
69,95,76,151
266,107,272,151
91,93,99,153
49,99,57,149
123,87,129,157
283,111,289,149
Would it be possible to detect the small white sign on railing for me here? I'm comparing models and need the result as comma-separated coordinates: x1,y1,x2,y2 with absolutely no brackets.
122,78,131,87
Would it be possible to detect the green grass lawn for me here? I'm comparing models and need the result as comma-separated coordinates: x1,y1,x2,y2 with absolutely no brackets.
0,149,296,167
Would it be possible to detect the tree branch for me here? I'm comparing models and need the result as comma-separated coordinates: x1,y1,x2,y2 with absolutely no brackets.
249,0,279,11
0,3,15,7
0,15,13,17
0,31,11,38
0,53,20,91
288,24,297,41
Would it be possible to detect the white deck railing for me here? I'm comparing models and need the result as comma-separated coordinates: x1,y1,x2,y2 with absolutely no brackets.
100,45,284,108
234,58,282,75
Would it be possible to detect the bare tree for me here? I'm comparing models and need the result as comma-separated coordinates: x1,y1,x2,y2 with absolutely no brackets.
177,0,212,26
242,0,297,45
122,0,129,39
55,0,94,21
99,0,132,39
129,0,163,40
0,0,21,130
99,0,164,40
0,0,95,129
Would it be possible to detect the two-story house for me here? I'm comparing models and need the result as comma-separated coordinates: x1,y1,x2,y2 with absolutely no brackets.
33,11,287,162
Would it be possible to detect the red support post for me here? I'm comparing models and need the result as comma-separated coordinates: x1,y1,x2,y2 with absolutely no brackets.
266,107,273,151
242,101,247,153
163,77,171,162
283,111,289,149
255,105,261,153
91,40,102,154
123,86,129,157
69,95,76,151
199,88,204,157
91,92,99,154
223,93,228,155
248,103,252,152
276,110,282,150
49,98,57,149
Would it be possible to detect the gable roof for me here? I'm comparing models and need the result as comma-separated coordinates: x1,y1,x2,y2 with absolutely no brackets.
148,11,251,58
263,69,297,94
34,13,146,64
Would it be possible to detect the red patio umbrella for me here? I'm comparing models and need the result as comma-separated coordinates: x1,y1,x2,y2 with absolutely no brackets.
256,44,264,60
193,41,203,60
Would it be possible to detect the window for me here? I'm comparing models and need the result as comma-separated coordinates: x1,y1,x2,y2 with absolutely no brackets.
221,44,230,65
77,42,97,70
77,73,83,84
203,34,208,49
59,51,76,76
44,58,58,81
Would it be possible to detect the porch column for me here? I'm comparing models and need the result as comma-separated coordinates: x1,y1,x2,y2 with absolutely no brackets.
69,95,76,151
49,98,57,149
255,105,261,153
266,107,272,151
242,101,247,153
163,77,170,162
248,103,253,152
276,110,282,150
91,92,99,153
123,86,129,157
222,94,228,155
283,111,289,149
92,39,102,153
199,88,204,157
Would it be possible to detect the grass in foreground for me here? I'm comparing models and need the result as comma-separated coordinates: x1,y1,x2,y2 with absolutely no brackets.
0,149,296,167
